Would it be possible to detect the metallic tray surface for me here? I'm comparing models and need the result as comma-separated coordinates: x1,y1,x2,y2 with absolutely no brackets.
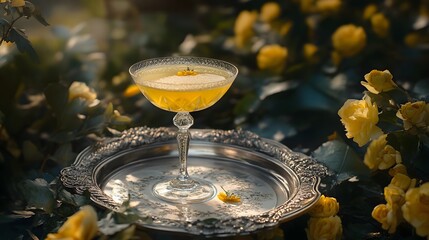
60,127,329,236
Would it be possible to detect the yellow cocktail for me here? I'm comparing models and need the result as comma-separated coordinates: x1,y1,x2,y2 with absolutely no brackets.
129,56,238,204
134,66,233,112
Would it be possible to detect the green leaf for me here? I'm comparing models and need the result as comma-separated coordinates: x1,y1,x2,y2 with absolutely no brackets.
7,27,38,61
0,18,10,27
288,83,342,113
258,81,298,100
58,99,87,132
246,117,297,141
32,8,49,26
51,143,76,166
312,140,370,183
104,102,114,117
22,140,44,163
18,178,55,213
22,1,35,18
0,211,34,224
58,189,90,207
386,131,420,163
44,83,69,116
413,79,429,99
98,212,131,236
81,114,106,135
233,93,259,118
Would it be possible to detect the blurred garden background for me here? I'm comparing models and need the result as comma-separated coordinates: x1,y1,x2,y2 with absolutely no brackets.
1,0,429,239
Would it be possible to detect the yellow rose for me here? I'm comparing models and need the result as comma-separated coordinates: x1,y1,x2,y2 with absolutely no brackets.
316,0,342,13
363,134,401,170
402,183,429,238
308,195,339,218
338,96,383,147
388,163,408,177
396,101,429,131
306,216,342,240
361,70,397,94
404,32,421,47
300,0,341,13
11,0,25,7
278,21,293,36
390,173,416,191
260,2,281,23
68,81,97,104
303,43,319,63
332,24,366,57
384,185,405,206
363,4,378,20
371,13,390,38
372,203,401,234
234,10,258,48
256,44,288,73
372,204,388,228
299,0,313,13
46,205,99,240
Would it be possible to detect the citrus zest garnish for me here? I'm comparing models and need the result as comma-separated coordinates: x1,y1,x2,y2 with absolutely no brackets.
176,67,197,76
217,186,241,203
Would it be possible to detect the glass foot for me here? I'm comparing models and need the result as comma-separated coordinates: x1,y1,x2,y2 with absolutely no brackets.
152,178,216,204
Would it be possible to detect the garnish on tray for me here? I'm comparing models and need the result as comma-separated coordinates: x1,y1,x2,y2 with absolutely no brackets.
217,186,241,204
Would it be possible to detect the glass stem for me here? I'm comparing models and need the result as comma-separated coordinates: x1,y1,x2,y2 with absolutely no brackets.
172,112,195,189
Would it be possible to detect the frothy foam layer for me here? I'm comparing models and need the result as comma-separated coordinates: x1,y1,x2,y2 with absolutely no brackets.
155,73,226,85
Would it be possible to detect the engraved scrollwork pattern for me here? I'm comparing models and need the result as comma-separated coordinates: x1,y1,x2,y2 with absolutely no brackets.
60,127,330,236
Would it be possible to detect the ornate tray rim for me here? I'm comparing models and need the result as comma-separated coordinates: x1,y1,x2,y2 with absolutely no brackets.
60,127,329,236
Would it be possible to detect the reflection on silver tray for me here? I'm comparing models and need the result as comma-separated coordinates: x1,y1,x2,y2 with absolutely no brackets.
60,127,329,236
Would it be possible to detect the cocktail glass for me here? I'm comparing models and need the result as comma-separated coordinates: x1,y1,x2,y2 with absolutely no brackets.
129,56,238,204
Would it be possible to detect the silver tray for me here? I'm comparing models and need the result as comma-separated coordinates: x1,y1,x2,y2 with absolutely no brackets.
60,127,329,237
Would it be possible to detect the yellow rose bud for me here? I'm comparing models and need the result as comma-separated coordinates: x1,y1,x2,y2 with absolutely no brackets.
256,44,288,73
332,24,366,57
338,96,383,147
306,216,343,240
11,0,25,7
260,2,281,23
396,101,429,131
402,183,429,238
68,81,98,104
234,10,259,48
372,203,401,234
308,195,340,218
46,205,99,240
361,70,397,94
371,13,390,38
363,4,378,20
372,204,389,229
